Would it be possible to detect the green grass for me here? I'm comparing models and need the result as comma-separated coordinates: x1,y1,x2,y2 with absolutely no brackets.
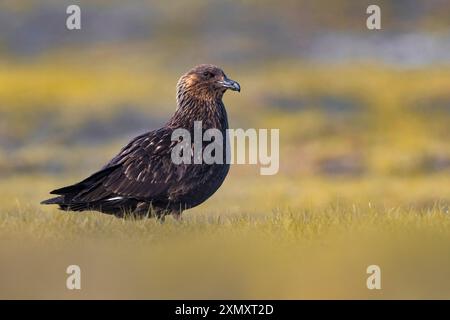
1,200,450,299
1,172,450,299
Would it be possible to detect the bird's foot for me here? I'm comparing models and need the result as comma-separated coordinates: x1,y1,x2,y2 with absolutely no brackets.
172,211,182,221
156,214,166,223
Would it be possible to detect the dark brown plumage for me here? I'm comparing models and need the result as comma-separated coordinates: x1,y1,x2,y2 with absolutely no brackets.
41,64,240,220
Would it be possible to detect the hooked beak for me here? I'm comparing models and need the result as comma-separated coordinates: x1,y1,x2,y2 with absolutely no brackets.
220,77,241,92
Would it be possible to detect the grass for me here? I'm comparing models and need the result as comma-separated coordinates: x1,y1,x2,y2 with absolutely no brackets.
1,172,450,299
2,52,450,298
1,201,450,299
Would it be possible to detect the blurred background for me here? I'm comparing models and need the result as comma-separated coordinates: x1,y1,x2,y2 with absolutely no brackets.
1,0,450,299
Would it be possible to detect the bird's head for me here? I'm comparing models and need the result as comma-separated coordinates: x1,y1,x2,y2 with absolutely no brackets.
177,64,240,101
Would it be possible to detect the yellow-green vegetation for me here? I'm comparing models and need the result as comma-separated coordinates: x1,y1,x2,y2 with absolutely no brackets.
1,51,450,298
1,203,450,299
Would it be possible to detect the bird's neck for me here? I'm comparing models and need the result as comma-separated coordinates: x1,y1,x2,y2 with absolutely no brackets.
169,92,229,131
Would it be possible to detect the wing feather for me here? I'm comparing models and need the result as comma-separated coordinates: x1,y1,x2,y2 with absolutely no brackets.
73,128,186,202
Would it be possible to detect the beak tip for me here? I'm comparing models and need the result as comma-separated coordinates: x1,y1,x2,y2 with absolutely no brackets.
222,78,241,92
231,81,241,92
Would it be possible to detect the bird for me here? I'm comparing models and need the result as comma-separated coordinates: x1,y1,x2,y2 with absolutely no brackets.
41,64,240,220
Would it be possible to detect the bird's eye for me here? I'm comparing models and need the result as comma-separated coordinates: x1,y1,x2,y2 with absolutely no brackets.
203,71,214,79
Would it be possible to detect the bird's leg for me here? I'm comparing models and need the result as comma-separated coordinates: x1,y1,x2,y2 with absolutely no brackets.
155,210,182,222
156,211,166,223
172,210,183,221
131,202,153,219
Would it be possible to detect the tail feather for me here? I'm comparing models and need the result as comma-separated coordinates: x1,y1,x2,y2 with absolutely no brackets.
56,198,138,215
41,196,95,211
41,164,131,215
50,165,120,195
40,196,64,205
41,194,139,215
